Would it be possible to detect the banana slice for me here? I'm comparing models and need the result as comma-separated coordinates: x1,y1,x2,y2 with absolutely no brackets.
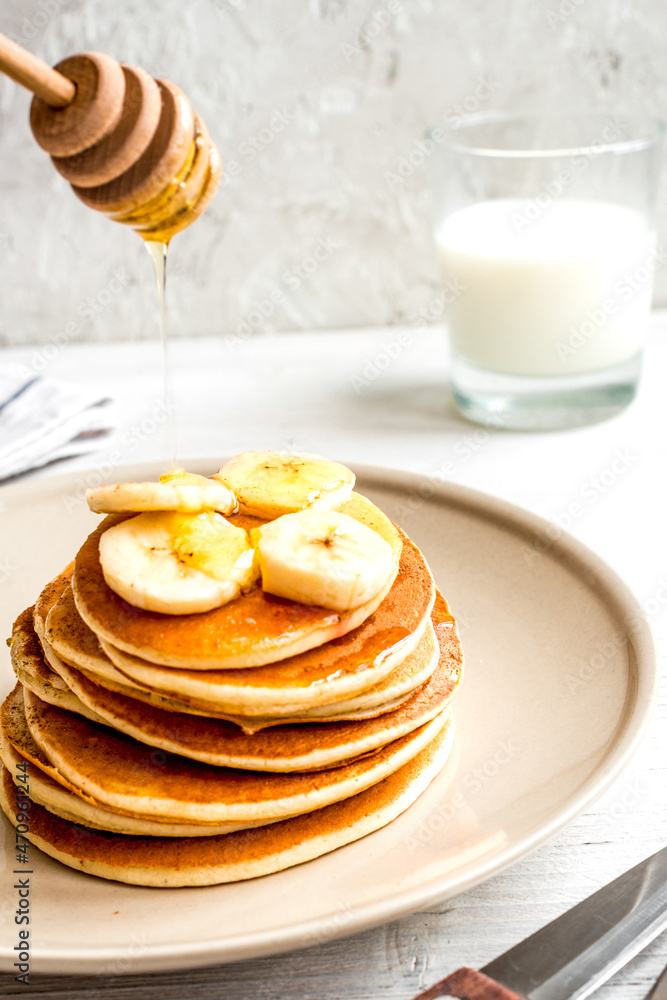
99,511,256,615
213,450,355,519
87,469,237,515
252,509,395,611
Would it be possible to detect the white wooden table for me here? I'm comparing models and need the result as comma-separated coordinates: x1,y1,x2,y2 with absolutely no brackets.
1,316,666,999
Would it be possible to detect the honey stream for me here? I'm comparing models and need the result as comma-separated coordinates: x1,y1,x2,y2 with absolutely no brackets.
130,126,221,469
144,239,176,467
96,113,222,470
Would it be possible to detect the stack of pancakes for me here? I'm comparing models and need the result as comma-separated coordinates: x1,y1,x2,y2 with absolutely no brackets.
1,492,463,887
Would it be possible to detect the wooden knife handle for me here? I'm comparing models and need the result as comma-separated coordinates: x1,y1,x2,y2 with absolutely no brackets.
411,967,527,1000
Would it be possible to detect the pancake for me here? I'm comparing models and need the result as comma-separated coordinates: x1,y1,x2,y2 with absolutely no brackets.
42,628,230,719
21,585,459,731
96,591,460,721
38,587,447,726
11,603,461,773
0,718,454,886
0,735,268,838
27,631,420,733
32,566,71,645
15,653,107,723
11,607,65,693
50,573,436,710
100,621,436,714
42,579,150,692
72,493,432,669
10,607,111,724
43,615,427,726
80,664,419,730
77,631,442,731
13,608,210,720
1,691,274,832
24,624,461,770
17,652,418,734
1,687,96,801
16,685,451,823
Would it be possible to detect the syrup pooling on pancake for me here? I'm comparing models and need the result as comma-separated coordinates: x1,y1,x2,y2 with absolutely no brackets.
93,622,437,716
49,538,436,705
0,449,464,886
72,492,404,669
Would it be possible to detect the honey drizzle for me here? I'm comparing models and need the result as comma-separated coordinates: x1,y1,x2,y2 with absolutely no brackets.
110,118,220,468
144,239,176,467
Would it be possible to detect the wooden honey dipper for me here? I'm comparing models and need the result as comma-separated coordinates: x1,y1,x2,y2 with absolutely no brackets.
0,32,221,243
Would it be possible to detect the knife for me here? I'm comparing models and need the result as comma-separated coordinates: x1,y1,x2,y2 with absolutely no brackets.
411,845,667,1000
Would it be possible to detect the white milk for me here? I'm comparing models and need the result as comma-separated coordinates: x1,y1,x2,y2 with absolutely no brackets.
436,199,656,377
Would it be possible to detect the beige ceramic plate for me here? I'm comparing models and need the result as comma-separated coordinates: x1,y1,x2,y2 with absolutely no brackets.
0,462,657,974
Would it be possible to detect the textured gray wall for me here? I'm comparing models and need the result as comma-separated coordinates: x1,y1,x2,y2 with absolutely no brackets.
1,0,667,346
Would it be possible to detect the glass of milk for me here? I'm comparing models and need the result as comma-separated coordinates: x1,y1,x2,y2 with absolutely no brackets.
428,112,664,429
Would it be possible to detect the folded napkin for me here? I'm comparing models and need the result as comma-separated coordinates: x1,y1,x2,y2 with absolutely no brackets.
0,366,116,481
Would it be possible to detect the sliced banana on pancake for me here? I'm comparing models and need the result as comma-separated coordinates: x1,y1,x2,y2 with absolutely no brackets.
214,450,355,518
253,509,396,611
86,469,237,515
99,511,257,614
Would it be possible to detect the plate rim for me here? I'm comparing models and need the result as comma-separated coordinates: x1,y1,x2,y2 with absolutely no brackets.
0,460,658,973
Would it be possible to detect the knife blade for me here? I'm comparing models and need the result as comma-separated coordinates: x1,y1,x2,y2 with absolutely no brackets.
412,845,667,1000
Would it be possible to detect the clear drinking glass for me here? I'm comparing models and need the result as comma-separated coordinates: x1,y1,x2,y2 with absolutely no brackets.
427,112,665,430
